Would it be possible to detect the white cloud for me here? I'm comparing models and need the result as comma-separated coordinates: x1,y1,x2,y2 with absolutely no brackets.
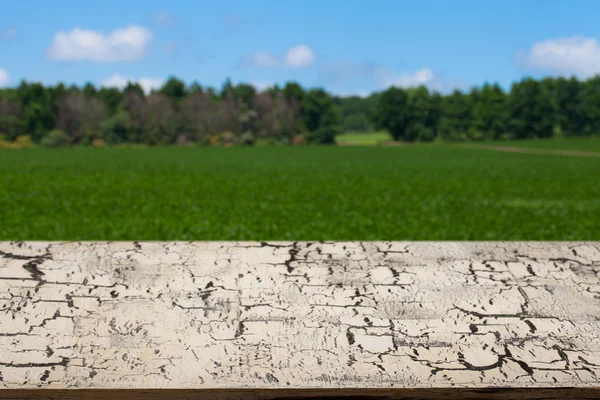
101,74,164,94
46,25,153,62
248,51,279,68
246,44,316,68
283,45,316,68
0,68,9,87
2,28,17,41
520,36,600,77
376,67,441,90
319,61,442,93
331,90,372,98
251,81,275,91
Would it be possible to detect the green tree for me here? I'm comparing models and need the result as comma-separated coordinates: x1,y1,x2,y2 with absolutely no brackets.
266,84,282,99
0,94,23,141
335,94,381,124
97,87,123,115
438,90,474,141
508,78,554,139
100,111,130,145
188,82,203,94
471,83,508,139
17,81,55,142
582,75,600,136
67,84,80,94
234,83,256,108
124,82,145,97
372,87,410,141
220,78,235,99
283,82,305,105
48,83,67,118
302,89,340,144
159,76,187,104
82,82,97,98
205,87,219,103
405,86,437,141
343,113,370,132
553,76,585,136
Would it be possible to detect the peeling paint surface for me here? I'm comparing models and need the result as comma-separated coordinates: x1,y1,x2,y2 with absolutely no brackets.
0,242,599,390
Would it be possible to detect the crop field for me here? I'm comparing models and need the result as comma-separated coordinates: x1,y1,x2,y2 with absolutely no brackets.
336,131,392,146
1,144,599,241
478,137,600,153
336,133,600,152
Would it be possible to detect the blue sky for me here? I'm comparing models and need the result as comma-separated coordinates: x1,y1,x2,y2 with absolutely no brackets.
2,0,600,95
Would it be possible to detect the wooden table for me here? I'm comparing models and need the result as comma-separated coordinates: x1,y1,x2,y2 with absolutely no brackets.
1,242,599,399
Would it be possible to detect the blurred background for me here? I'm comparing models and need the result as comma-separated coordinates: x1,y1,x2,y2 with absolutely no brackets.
0,0,599,241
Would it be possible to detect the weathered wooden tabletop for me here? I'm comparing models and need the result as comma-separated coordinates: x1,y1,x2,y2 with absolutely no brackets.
1,242,599,399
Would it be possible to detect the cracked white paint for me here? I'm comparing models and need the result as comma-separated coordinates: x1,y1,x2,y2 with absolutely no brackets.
0,242,599,390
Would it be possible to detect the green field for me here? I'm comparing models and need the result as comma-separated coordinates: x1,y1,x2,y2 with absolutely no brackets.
480,137,600,152
336,131,392,146
1,145,599,240
337,132,600,152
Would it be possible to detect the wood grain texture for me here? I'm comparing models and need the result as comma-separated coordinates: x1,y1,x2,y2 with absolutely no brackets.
1,242,599,397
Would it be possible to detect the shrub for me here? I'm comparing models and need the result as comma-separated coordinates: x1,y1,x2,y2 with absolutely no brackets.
405,123,434,142
208,132,238,147
467,128,485,141
220,132,237,147
15,135,35,149
0,134,17,149
207,135,220,146
81,129,100,146
278,137,291,146
41,130,71,148
92,138,106,148
292,134,307,145
100,111,130,145
239,132,256,146
417,126,435,142
306,125,339,144
500,132,516,141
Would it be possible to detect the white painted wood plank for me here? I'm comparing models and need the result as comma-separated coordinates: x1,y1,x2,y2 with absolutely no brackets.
0,242,599,392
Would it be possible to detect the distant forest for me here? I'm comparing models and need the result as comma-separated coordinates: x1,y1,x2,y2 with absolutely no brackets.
1,75,599,147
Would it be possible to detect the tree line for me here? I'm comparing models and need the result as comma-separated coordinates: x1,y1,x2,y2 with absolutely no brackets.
0,78,339,147
1,75,599,147
340,76,600,141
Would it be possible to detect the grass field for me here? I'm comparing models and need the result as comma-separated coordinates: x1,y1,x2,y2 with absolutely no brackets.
336,131,392,145
337,132,600,152
480,137,600,152
1,145,599,241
